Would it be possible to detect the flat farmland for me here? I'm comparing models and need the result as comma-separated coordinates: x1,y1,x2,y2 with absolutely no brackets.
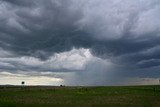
0,85,160,107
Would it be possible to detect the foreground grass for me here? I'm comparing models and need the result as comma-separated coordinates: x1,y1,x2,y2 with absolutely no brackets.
0,85,160,107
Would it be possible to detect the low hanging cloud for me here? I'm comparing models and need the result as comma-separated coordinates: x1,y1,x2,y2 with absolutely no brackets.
0,48,92,72
0,0,160,85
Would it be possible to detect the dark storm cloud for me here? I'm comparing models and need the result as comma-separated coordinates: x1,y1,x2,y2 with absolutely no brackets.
0,0,160,70
4,0,34,7
0,0,96,61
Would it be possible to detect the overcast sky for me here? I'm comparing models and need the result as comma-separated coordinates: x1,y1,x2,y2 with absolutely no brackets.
0,0,160,86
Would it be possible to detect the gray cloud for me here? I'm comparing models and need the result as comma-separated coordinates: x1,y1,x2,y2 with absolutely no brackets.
0,0,160,85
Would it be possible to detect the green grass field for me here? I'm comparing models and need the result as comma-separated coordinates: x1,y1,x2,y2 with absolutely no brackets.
0,85,160,107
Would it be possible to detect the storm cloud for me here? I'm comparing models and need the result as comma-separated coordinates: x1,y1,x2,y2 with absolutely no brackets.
0,0,160,85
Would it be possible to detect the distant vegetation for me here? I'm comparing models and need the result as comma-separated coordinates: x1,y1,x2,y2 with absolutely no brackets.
0,85,160,107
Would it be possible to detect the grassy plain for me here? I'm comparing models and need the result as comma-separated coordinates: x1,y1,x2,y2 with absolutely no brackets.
0,85,160,107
